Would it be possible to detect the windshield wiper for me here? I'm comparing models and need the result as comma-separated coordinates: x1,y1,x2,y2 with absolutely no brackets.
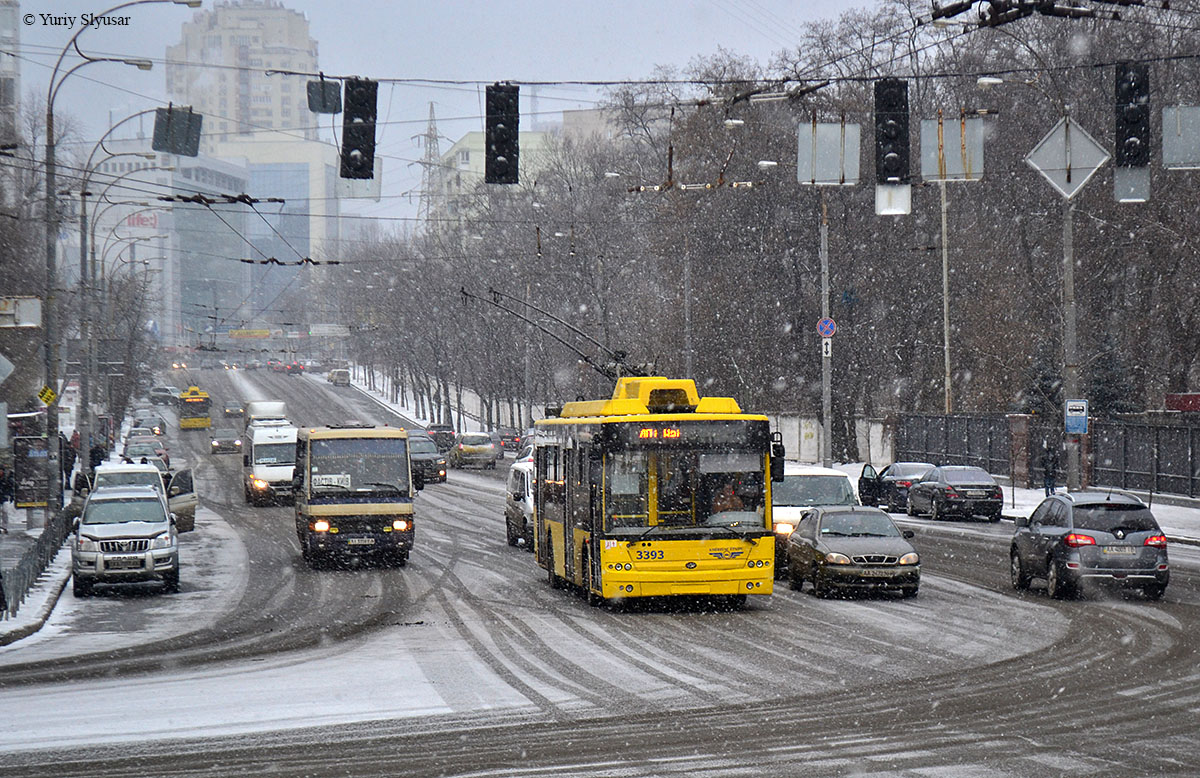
629,523,669,545
360,481,406,494
706,524,757,544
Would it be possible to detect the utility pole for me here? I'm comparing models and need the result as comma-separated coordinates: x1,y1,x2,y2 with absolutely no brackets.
1063,200,1081,490
820,194,832,469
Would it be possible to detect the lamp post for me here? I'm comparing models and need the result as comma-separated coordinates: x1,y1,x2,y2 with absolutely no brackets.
41,0,198,517
977,68,1083,491
76,139,157,452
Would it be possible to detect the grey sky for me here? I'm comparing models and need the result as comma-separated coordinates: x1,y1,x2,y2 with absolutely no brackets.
16,0,868,225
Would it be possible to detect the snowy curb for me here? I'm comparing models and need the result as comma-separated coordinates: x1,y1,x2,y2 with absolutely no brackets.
0,547,71,647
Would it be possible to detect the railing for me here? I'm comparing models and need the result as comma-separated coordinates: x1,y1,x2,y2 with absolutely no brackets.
1092,422,1199,498
2,507,73,620
895,415,1011,475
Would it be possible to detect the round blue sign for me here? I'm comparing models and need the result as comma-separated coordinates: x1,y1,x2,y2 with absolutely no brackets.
817,317,837,337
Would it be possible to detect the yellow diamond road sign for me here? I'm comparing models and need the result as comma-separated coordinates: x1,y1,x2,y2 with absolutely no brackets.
38,384,57,405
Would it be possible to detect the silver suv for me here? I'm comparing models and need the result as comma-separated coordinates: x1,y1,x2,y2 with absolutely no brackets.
72,486,180,596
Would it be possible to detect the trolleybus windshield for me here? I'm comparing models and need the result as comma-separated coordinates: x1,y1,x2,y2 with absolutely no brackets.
604,447,766,534
309,438,411,495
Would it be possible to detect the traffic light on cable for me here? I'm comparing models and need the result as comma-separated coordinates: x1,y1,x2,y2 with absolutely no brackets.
1114,62,1150,202
485,83,520,185
340,78,377,180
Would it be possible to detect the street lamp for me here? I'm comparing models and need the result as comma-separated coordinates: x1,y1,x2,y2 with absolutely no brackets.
42,0,198,516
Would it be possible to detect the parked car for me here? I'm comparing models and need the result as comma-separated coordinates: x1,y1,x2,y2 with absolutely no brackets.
209,427,243,454
906,465,1003,521
771,462,860,573
72,485,180,596
859,461,935,513
407,433,447,484
1010,491,1169,599
505,459,535,550
494,427,521,454
132,413,167,436
82,462,197,533
448,432,499,469
426,424,456,452
123,441,169,468
786,505,920,598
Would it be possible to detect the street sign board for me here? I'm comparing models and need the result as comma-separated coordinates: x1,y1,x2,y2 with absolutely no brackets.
14,436,49,508
1065,399,1089,435
821,338,832,359
1026,117,1109,200
797,121,860,186
0,296,42,328
920,116,985,181
0,352,12,386
37,385,57,405
1162,106,1200,169
817,318,837,337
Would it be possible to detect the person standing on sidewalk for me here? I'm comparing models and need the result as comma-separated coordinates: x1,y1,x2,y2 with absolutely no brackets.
1040,441,1060,496
0,464,12,534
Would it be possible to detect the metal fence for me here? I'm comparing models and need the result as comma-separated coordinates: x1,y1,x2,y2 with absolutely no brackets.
895,415,1011,474
1092,422,1199,498
1,508,72,620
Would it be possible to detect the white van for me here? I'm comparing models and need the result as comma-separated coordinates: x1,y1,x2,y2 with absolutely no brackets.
770,462,859,572
327,368,350,386
504,460,535,550
243,423,298,505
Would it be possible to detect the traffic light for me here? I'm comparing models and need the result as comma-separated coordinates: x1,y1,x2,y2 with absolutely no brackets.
340,78,377,180
1115,63,1150,167
874,78,910,183
485,83,519,184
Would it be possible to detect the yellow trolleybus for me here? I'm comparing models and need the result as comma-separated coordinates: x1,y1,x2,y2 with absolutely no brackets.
177,386,212,430
533,376,784,606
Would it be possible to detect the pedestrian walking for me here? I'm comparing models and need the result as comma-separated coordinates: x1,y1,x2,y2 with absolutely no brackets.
61,434,77,491
89,443,107,476
0,464,11,534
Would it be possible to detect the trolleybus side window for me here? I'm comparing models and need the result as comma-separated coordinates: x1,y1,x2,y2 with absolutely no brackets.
538,445,566,526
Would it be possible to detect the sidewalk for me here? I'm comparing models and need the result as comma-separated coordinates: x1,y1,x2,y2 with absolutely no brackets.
997,482,1200,546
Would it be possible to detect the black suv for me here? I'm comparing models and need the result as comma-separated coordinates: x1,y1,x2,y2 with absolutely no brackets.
426,424,455,452
1010,491,1169,599
408,433,447,484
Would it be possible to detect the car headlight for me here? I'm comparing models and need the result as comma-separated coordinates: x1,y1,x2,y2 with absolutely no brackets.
211,440,219,446
773,522,795,535
898,552,920,566
824,552,852,565
151,533,174,549
76,535,98,552
252,478,269,489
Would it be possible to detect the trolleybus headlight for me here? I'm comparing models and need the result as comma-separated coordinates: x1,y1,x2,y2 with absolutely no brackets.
773,522,794,535
824,552,852,565
312,519,331,532
393,519,410,531
898,552,919,566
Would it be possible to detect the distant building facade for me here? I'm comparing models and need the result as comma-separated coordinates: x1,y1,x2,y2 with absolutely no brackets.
166,0,318,151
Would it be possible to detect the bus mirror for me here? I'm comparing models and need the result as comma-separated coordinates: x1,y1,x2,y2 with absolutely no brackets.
412,470,425,492
243,454,250,468
771,441,785,482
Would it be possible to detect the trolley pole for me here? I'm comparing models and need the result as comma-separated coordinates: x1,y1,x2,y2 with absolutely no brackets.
820,195,832,469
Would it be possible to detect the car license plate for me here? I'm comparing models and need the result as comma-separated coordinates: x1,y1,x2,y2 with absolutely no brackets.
106,556,143,569
967,490,987,497
1102,546,1135,555
347,537,375,546
859,568,895,577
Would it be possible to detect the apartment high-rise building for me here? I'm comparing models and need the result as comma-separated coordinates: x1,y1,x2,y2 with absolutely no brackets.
166,0,317,152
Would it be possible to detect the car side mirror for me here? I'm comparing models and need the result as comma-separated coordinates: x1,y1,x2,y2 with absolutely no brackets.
512,491,523,501
169,486,181,497
902,529,915,539
169,512,177,525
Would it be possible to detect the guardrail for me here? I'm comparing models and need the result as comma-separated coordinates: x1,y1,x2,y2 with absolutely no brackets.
1,506,73,620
